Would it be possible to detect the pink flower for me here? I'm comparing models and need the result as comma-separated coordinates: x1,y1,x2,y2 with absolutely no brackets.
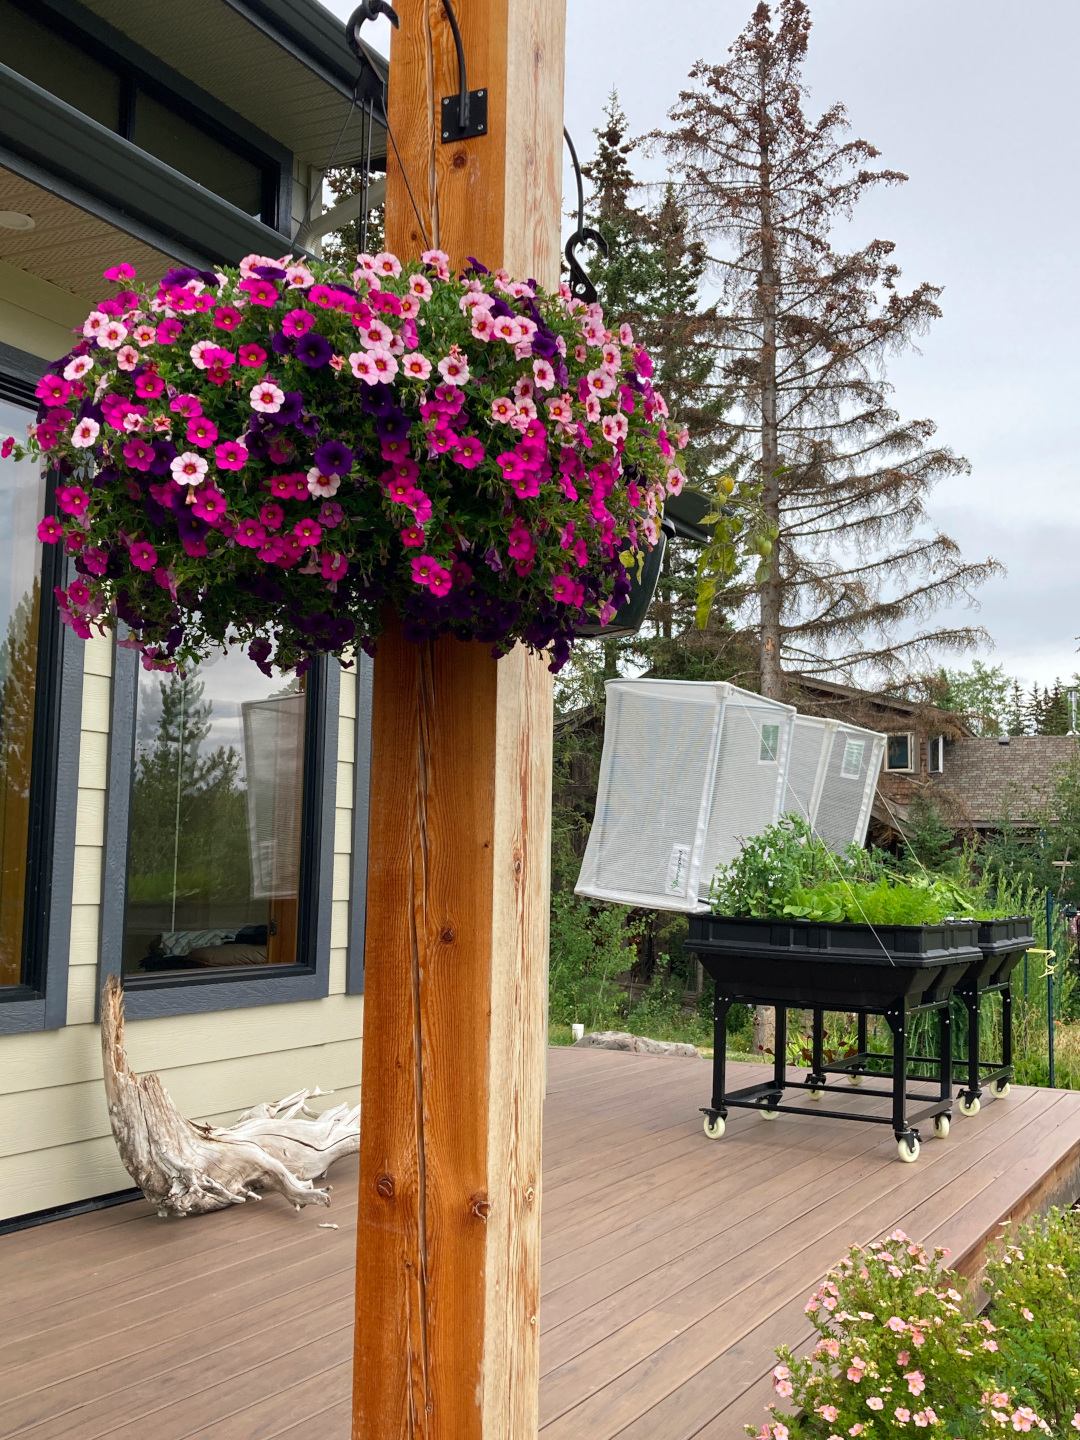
601,414,628,444
72,418,100,449
402,353,432,380
586,368,615,398
155,317,183,345
492,315,521,345
491,397,517,423
306,468,341,499
285,263,314,288
584,394,601,423
896,1351,910,1366
357,316,394,350
37,516,65,544
600,342,621,372
213,305,243,331
128,539,158,571
122,438,156,471
215,440,248,470
666,466,685,497
453,436,485,469
35,374,72,407
895,1410,911,1425
104,262,136,281
186,417,219,448
239,277,278,306
410,553,449,594
847,1357,866,1383
421,247,451,279
234,518,267,548
886,1318,907,1334
619,322,634,345
374,251,401,277
409,273,433,301
238,343,267,367
367,347,399,382
117,345,139,372
171,452,209,486
866,1398,884,1411
401,524,425,548
532,358,556,390
437,352,470,385
1022,1309,1034,1322
904,1371,926,1397
82,310,109,338
293,518,322,548
321,552,348,582
191,488,227,522
62,356,94,381
471,311,495,341
250,381,285,413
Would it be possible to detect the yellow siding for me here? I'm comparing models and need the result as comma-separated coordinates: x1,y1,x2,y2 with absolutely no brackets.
0,644,365,1221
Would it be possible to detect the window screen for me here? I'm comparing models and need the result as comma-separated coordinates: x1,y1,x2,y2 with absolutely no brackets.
840,738,865,779
928,735,944,774
886,734,912,771
759,723,780,762
122,650,307,977
0,397,46,989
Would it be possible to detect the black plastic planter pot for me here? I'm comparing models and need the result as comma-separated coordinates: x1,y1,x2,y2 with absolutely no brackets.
977,916,1035,987
576,518,674,640
685,915,981,1010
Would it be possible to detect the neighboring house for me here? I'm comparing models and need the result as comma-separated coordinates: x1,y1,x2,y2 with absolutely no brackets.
788,675,1078,841
0,0,385,1222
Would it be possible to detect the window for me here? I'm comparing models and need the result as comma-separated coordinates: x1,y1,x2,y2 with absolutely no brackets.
122,650,308,979
840,738,865,779
759,723,780,763
885,734,914,772
101,643,340,1018
0,395,46,991
0,374,81,1032
928,735,944,775
0,0,278,224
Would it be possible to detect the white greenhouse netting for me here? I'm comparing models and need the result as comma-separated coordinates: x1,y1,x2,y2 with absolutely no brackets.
575,680,796,912
781,716,885,853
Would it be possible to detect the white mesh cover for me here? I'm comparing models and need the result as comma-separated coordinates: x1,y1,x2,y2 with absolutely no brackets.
812,723,885,853
575,680,795,912
782,716,835,829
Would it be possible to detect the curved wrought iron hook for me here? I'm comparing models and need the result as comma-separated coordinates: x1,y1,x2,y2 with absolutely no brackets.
563,127,607,304
439,0,471,133
345,2,399,118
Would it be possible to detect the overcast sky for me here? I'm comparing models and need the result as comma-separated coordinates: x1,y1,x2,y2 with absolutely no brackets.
321,0,1080,690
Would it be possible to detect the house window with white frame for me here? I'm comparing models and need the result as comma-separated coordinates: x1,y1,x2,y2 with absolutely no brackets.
885,733,915,772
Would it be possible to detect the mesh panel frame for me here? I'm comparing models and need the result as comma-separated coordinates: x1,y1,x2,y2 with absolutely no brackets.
814,723,885,853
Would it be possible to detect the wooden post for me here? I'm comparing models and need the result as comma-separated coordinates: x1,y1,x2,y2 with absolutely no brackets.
352,4,565,1438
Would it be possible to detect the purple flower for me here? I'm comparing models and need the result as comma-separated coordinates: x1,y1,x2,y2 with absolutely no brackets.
313,440,354,477
375,409,412,443
294,331,333,369
276,392,305,425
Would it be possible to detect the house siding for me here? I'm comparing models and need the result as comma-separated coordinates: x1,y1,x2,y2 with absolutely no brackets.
0,636,365,1221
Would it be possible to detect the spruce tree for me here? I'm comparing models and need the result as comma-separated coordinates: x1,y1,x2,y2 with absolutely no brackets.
656,0,1000,700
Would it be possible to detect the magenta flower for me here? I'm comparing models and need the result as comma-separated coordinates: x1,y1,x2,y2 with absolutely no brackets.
552,572,577,604
35,374,72,407
213,306,242,331
259,502,284,531
37,516,64,544
293,518,322,548
56,487,89,518
155,318,183,344
410,554,451,595
214,439,248,471
82,547,108,575
401,524,425,548
186,417,219,448
453,436,485,469
103,262,136,281
318,502,344,528
269,472,308,499
239,277,278,307
122,437,156,471
507,523,535,562
238,343,267,367
386,477,417,504
128,539,158,571
321,552,348,581
170,393,203,418
134,372,165,399
234,518,266,549
192,488,227,522
282,308,315,338
1,436,15,458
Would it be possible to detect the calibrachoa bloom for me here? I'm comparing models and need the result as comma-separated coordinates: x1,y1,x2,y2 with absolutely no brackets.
12,252,686,673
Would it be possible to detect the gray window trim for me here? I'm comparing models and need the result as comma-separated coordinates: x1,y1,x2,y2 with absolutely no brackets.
97,645,339,1020
347,652,373,994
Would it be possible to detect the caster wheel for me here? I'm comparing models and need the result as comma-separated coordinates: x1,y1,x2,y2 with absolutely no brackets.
807,1089,824,1101
933,1113,950,1139
989,1080,1011,1099
703,1114,726,1139
958,1094,981,1117
898,1134,921,1163
847,1073,864,1086
760,1108,780,1121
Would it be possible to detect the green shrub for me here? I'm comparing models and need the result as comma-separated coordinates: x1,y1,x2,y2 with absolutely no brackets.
548,892,637,1032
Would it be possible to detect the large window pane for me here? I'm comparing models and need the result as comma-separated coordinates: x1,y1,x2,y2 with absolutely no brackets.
0,0,122,132
0,397,46,988
122,650,306,977
133,91,266,217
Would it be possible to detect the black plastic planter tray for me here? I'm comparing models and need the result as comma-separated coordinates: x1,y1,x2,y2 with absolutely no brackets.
958,917,1036,988
686,915,980,1010
952,917,1033,1109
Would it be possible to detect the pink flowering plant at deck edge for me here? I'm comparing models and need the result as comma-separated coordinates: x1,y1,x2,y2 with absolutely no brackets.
752,1230,1056,1438
9,251,686,674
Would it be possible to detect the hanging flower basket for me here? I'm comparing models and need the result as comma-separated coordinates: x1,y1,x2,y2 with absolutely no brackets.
6,249,687,674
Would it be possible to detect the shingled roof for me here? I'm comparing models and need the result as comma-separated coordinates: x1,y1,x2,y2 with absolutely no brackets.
926,735,1079,829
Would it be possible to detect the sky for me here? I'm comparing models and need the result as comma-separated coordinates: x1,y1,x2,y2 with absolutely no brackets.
319,0,1080,690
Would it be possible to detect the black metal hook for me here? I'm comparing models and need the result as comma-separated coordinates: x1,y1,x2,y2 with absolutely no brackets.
438,0,487,142
345,2,399,120
563,127,607,305
440,0,469,133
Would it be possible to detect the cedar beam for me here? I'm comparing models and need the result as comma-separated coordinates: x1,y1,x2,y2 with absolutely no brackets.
352,3,564,1437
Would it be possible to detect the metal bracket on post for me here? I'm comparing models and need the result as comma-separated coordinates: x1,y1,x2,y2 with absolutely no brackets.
439,0,487,141
563,126,607,303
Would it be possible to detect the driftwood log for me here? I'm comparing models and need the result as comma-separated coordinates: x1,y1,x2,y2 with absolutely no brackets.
100,974,360,1217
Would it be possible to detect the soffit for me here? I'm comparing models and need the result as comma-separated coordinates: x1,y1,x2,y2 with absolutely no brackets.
75,0,386,169
0,167,176,304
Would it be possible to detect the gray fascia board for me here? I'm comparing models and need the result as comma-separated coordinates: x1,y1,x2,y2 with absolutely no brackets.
227,0,389,94
0,66,309,263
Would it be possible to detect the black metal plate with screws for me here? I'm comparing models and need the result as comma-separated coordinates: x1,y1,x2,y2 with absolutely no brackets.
441,89,487,142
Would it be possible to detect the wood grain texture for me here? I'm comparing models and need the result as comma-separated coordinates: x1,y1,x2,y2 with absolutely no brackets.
360,2,563,1436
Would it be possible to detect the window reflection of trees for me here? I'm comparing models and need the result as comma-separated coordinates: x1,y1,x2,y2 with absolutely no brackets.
0,579,39,987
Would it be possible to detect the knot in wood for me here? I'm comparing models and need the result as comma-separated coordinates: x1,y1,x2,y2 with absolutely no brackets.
376,1174,395,1199
524,1185,536,1206
440,927,455,944
470,1193,491,1221
452,151,467,170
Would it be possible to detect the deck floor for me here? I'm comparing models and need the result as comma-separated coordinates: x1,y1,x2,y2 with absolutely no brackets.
3,1047,1080,1439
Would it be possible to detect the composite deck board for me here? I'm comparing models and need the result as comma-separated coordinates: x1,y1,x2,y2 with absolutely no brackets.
1,1048,1078,1439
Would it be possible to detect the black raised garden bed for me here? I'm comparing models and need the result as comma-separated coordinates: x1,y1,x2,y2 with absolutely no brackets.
951,916,1034,1113
685,915,983,1161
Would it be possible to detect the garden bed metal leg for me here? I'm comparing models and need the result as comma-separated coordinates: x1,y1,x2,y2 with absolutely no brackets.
772,1005,788,1101
965,983,981,1103
809,1007,826,1089
938,998,953,1108
1002,982,1013,1078
886,1002,912,1142
710,993,731,1116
